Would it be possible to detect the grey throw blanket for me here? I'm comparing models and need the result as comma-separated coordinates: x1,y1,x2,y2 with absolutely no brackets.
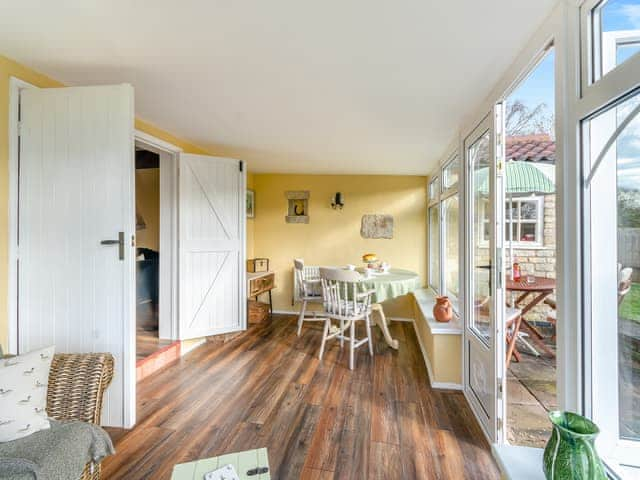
0,420,114,480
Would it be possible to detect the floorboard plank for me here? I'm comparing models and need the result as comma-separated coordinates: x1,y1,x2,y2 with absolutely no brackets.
103,315,499,479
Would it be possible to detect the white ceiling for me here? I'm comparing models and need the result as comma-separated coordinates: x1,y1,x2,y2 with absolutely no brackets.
0,0,557,174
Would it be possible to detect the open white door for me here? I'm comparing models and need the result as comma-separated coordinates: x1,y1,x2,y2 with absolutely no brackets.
179,154,246,340
463,107,506,442
17,85,135,428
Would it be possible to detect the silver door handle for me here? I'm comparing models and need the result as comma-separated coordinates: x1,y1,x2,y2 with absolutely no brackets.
100,232,125,261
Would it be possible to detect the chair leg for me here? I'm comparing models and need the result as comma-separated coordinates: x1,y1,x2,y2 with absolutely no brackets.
340,320,344,348
297,300,307,336
349,320,355,370
319,318,330,360
365,314,373,356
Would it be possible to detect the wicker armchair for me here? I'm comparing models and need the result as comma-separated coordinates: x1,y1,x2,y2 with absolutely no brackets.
47,353,115,480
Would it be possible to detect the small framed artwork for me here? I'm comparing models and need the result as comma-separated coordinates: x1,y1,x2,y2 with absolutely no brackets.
246,189,255,218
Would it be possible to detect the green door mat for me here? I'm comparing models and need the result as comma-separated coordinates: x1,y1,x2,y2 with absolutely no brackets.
171,448,270,480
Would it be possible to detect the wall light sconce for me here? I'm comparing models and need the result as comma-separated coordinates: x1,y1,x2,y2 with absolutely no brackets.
331,192,344,210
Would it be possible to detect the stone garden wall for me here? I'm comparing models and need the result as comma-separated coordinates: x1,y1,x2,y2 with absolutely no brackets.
476,195,556,324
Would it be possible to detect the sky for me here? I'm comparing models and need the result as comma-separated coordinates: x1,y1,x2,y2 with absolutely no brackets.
602,0,640,190
508,0,640,191
511,0,640,111
509,50,555,112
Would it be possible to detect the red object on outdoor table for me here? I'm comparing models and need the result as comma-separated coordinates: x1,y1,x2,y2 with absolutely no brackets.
506,275,556,358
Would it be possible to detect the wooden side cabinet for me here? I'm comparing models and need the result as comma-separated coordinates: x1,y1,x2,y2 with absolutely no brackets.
247,271,275,319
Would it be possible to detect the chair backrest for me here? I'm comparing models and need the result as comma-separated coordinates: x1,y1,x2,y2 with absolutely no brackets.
294,258,308,297
618,267,633,303
47,353,114,424
320,267,368,318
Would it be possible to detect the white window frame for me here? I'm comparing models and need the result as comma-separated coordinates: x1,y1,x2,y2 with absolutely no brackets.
581,0,640,99
481,195,544,247
428,176,440,203
428,197,441,293
580,1,640,473
428,153,460,310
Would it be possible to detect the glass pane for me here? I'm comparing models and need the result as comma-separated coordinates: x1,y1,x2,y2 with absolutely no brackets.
443,156,460,189
506,222,518,243
520,223,537,242
429,177,439,201
429,205,440,291
617,42,640,65
595,0,640,78
444,194,459,300
586,89,640,442
470,131,492,344
506,201,519,221
520,200,538,219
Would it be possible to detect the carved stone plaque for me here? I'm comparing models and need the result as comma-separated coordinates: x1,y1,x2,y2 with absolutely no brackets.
361,214,394,239
285,190,310,224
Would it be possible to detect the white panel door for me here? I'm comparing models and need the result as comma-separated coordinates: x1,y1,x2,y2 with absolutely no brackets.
18,85,135,428
179,154,246,340
463,108,505,442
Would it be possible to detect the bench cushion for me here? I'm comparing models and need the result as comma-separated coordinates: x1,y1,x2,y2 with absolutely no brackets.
0,346,54,442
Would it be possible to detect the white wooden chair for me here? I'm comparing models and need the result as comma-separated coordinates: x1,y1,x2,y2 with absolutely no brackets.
294,258,324,336
318,267,374,370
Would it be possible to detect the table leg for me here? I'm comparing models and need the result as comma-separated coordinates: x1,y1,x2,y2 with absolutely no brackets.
268,290,273,316
371,303,399,350
516,291,556,357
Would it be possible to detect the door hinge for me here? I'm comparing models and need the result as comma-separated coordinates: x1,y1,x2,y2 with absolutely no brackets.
239,161,244,172
498,377,504,399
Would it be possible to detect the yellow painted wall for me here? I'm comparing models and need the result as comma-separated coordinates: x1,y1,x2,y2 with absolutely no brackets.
0,54,217,350
246,172,255,259
135,168,160,251
252,174,428,315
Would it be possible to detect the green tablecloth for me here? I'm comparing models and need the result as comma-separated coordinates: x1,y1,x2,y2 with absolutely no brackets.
358,268,422,303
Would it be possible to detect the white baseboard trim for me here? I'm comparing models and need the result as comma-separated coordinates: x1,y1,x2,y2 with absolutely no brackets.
411,319,463,391
387,316,414,322
273,309,299,315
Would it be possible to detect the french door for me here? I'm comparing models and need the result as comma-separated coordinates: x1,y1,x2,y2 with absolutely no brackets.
464,107,506,442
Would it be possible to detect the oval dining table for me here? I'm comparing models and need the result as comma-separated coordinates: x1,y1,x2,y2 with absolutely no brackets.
355,268,422,350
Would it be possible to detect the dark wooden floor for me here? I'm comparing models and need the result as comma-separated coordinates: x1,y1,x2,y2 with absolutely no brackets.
136,329,174,361
104,315,499,479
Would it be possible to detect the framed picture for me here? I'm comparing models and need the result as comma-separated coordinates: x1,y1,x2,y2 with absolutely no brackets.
246,189,255,218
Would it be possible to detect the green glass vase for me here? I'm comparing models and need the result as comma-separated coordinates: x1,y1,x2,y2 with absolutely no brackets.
543,411,607,480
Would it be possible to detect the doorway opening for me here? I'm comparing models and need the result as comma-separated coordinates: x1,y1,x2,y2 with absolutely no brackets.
133,135,181,381
503,46,557,447
135,147,164,358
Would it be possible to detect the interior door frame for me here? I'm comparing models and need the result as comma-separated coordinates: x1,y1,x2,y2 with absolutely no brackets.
134,130,182,341
462,108,506,443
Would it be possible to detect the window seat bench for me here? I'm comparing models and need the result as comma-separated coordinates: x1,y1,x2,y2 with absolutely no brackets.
410,288,463,389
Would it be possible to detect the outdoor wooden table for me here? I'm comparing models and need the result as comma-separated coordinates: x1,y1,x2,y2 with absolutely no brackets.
506,276,556,357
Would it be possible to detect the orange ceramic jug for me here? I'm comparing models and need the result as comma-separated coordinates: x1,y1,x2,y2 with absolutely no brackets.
433,296,453,323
